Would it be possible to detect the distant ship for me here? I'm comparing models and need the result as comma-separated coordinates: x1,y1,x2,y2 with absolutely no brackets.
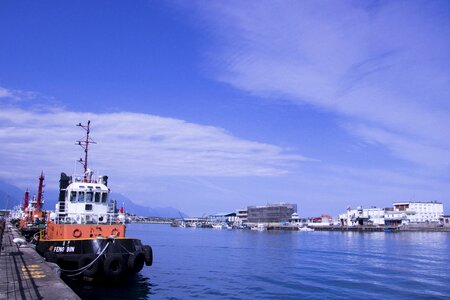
34,121,153,280
17,172,47,240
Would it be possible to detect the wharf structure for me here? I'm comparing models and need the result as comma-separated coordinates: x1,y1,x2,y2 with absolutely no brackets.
443,215,450,227
0,217,80,300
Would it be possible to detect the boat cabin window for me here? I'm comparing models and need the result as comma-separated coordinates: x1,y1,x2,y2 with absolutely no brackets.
86,191,93,202
102,193,108,203
78,192,85,202
85,204,93,211
70,191,77,202
94,192,101,203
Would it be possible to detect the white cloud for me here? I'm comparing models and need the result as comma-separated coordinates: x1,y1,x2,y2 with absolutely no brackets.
0,107,310,190
189,0,450,169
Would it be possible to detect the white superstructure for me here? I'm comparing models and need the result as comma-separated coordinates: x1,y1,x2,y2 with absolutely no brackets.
54,171,124,225
62,177,110,224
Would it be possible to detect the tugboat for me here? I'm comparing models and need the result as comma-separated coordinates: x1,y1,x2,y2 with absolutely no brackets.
18,172,47,241
35,121,153,280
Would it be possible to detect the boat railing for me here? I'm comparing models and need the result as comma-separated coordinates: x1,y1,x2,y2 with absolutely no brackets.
55,211,124,225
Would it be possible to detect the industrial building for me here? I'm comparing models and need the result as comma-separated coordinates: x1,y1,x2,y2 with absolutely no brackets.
247,203,297,224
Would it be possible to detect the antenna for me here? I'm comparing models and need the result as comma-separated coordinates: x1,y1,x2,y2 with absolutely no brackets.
76,120,97,181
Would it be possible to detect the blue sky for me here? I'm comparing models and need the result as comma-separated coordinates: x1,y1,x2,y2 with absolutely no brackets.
1,0,450,216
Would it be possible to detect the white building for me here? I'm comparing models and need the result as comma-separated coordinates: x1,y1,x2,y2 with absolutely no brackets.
384,209,406,226
235,208,248,225
339,206,385,227
366,207,385,225
289,213,309,227
339,201,445,227
393,202,443,224
207,212,237,223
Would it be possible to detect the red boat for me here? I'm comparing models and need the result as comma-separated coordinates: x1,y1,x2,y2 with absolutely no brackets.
18,172,47,241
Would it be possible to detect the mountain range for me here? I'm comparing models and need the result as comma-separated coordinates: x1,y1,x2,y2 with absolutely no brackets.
0,179,187,218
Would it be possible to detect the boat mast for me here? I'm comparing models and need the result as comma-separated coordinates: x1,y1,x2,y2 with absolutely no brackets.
76,120,96,181
36,171,44,210
23,189,29,211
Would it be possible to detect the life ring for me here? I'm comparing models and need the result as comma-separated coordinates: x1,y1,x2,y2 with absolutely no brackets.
79,254,100,277
65,217,71,223
127,253,145,273
143,245,153,266
73,229,82,238
111,228,119,237
103,254,126,277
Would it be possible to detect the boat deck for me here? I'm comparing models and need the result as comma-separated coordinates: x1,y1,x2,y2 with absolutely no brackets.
0,219,80,300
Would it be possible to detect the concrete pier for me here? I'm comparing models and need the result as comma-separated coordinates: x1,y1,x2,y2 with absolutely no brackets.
0,219,80,300
312,225,450,232
312,226,394,232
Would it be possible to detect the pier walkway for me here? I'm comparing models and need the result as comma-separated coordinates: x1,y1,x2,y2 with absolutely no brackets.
0,219,80,300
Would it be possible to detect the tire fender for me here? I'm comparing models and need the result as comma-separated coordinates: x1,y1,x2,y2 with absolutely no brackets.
103,254,126,277
143,245,153,266
127,253,145,273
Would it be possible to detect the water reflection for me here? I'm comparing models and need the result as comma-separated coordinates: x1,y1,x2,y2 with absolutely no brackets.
66,273,153,300
68,224,450,299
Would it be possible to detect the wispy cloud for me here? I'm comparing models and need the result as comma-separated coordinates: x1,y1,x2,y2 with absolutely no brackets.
189,0,450,169
0,87,13,98
0,106,310,190
0,86,45,102
345,123,450,168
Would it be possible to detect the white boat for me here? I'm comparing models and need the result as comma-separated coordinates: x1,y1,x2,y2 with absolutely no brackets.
212,223,225,229
250,224,267,231
299,226,314,232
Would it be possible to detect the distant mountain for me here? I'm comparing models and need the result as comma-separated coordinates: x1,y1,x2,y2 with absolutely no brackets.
111,193,188,218
0,179,187,218
0,179,58,210
0,180,24,209
42,190,59,211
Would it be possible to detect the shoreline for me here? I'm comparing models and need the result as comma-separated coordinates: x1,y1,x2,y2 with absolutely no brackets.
129,222,450,232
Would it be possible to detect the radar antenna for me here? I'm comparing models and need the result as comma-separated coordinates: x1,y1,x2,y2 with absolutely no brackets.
76,120,96,181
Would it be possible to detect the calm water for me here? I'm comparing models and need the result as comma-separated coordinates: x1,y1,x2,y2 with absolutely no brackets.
68,224,450,299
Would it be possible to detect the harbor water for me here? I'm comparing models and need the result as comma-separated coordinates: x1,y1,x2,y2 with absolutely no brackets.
67,224,450,299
